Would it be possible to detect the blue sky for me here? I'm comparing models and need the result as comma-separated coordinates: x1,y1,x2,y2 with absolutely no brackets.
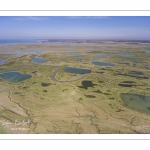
0,16,150,40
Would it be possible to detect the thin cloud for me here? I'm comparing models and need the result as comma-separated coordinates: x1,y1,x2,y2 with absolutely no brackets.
66,16,109,19
12,16,49,21
12,17,25,21
26,16,49,21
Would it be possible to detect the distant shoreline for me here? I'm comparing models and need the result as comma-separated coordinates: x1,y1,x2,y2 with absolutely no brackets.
38,39,150,44
0,39,150,45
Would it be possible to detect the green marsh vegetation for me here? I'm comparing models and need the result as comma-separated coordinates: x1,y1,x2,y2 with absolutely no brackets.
0,42,150,133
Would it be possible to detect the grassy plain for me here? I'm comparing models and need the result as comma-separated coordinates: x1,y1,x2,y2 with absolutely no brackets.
0,42,150,133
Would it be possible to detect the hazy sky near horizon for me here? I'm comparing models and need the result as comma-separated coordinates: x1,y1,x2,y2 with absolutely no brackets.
0,16,150,40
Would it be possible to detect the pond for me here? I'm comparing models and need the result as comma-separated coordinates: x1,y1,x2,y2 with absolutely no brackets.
32,58,48,64
119,62,129,65
115,54,135,57
120,93,150,115
116,73,149,79
96,71,104,74
0,59,8,65
0,72,32,82
132,63,136,67
146,51,150,54
118,83,136,87
129,70,143,75
92,61,115,67
64,67,91,74
97,55,108,58
41,82,51,87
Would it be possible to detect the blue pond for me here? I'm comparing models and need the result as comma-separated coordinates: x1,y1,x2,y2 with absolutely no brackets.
69,53,81,57
146,51,150,54
97,55,108,58
0,72,32,82
32,58,48,64
115,54,135,57
64,67,91,74
0,59,7,65
92,61,115,67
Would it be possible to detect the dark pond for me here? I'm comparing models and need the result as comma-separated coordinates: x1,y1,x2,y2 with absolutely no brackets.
118,83,136,87
97,55,108,58
32,71,37,75
122,81,136,83
0,72,31,82
132,63,136,67
93,90,102,93
64,67,91,74
96,71,104,74
32,58,48,64
119,62,129,65
41,82,51,87
78,80,97,89
116,73,149,79
92,61,115,67
115,54,135,57
129,70,143,75
85,95,96,98
120,93,150,115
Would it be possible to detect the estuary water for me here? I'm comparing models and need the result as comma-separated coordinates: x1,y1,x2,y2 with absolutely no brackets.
0,39,38,44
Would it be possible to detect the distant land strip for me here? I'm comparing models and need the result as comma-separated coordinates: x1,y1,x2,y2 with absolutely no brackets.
0,10,150,11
